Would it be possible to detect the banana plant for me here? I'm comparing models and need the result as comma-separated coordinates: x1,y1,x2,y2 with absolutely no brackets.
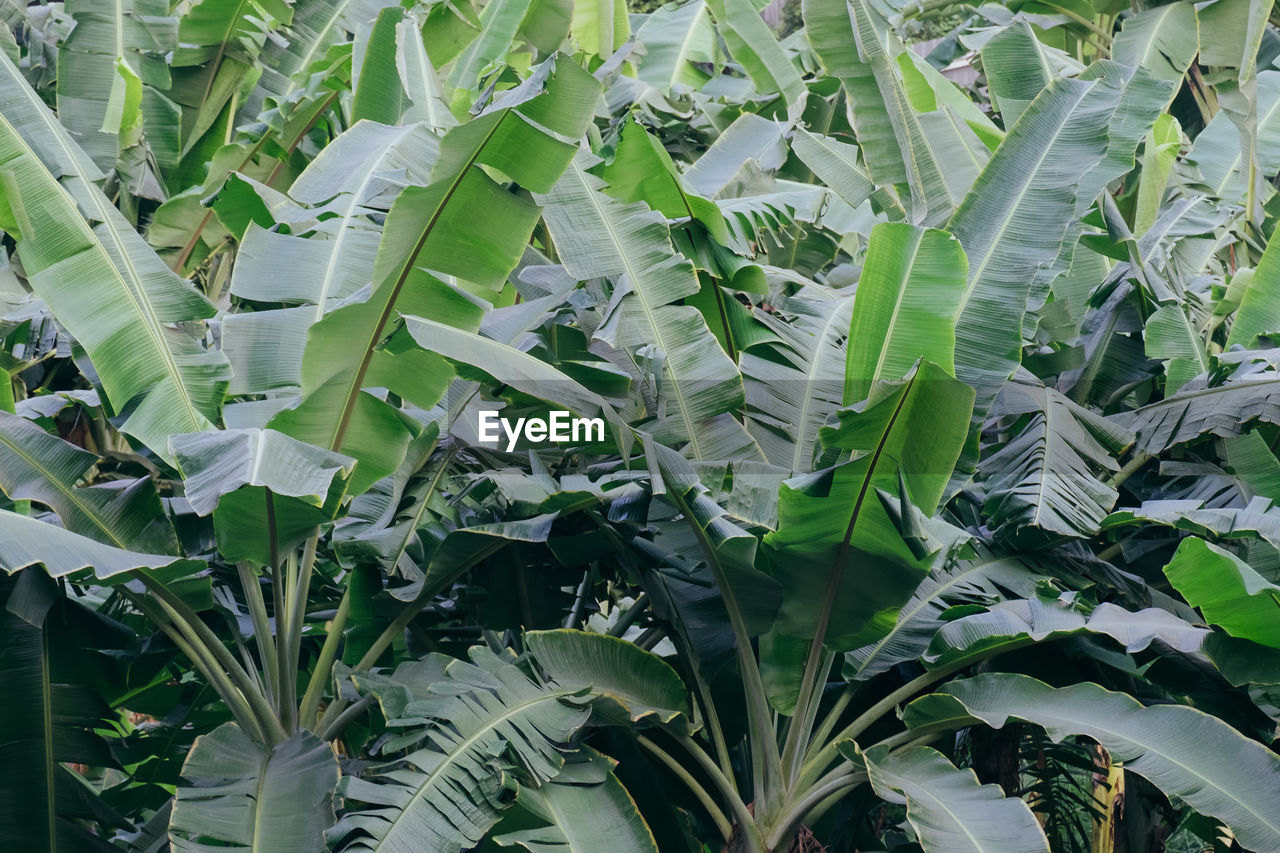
5,0,1280,851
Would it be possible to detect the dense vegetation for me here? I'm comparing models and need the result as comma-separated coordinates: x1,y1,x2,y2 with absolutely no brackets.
3,0,1280,850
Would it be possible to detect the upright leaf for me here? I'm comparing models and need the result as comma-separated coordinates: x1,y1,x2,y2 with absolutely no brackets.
844,223,967,403
764,362,974,646
0,52,231,460
540,155,760,461
949,63,1169,454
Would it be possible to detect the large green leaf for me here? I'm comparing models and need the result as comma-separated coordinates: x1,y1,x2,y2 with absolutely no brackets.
493,748,658,853
1112,2,1199,84
570,0,628,57
1188,71,1280,204
805,0,950,223
171,428,356,565
331,646,590,852
903,673,1280,852
764,362,974,646
56,0,177,170
978,372,1134,539
0,572,123,853
706,0,805,114
949,62,1170,451
924,595,1208,669
1163,536,1280,650
1123,376,1280,453
169,0,293,160
445,0,535,94
790,128,889,215
246,0,396,122
979,21,1061,127
743,287,853,472
634,0,716,91
269,56,600,491
223,120,439,396
0,510,193,579
859,743,1050,853
843,555,1042,681
844,223,967,403
539,154,759,461
1103,496,1280,552
0,411,178,553
1226,221,1280,348
400,314,626,440
0,51,230,460
169,723,340,853
525,629,690,727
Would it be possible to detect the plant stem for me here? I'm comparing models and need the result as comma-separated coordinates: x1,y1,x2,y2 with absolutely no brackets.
122,588,267,743
281,532,320,733
796,643,1028,790
236,560,278,704
142,578,287,743
806,682,856,763
317,547,503,733
781,650,833,785
316,693,375,741
876,725,950,754
668,485,783,817
299,585,352,730
637,735,734,843
606,592,650,637
674,734,762,847
1106,450,1153,489
764,771,866,849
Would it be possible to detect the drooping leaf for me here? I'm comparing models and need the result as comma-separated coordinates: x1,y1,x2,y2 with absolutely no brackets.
743,287,853,472
540,154,760,461
1123,376,1280,453
903,673,1280,853
843,555,1042,681
706,0,805,115
1112,1,1198,84
0,509,193,579
169,724,340,853
634,0,715,91
859,743,1050,853
0,411,179,553
492,748,658,853
525,629,690,728
924,595,1208,669
978,373,1134,539
171,428,356,565
0,572,124,853
1163,536,1280,650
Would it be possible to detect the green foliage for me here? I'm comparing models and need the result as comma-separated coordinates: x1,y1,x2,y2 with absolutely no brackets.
2,0,1280,851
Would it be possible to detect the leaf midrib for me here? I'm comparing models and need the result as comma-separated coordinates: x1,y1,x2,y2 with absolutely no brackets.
328,113,508,453
0,62,209,433
381,687,580,845
952,79,1095,321
568,163,703,458
0,424,130,549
